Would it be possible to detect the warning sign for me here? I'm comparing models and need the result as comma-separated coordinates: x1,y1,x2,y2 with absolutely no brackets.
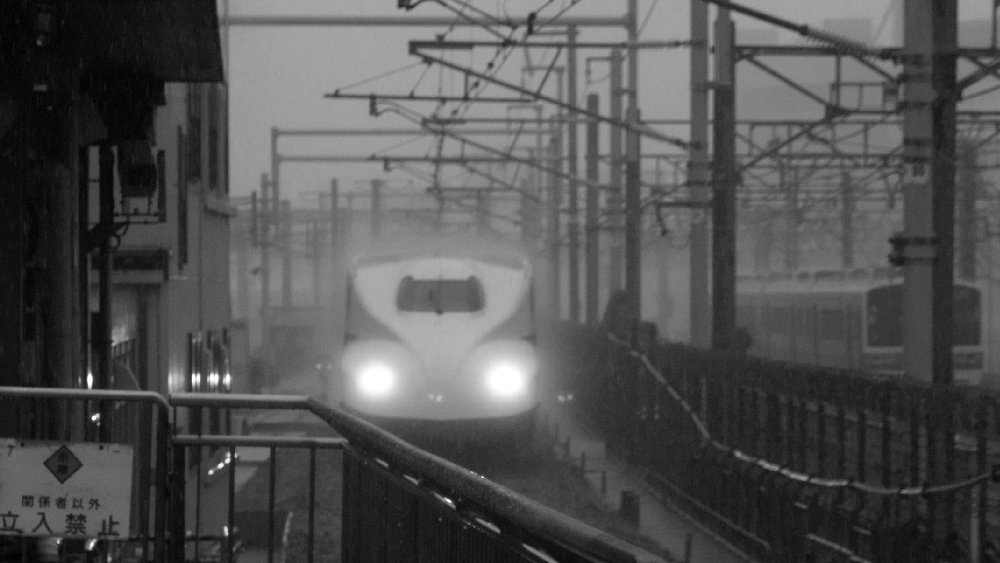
43,445,84,484
0,439,133,538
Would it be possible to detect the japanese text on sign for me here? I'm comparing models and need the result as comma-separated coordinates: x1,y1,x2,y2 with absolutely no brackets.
0,439,132,538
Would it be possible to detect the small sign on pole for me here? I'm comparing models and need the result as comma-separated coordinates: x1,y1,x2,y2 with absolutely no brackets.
0,438,133,538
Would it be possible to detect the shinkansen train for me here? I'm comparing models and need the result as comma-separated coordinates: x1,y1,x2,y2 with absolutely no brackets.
736,270,984,385
340,242,538,443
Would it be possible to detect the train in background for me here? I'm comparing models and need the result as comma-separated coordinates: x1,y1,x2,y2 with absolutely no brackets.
736,269,985,386
340,238,538,444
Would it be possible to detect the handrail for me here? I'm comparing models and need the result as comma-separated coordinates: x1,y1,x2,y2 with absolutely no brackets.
170,392,667,563
170,392,314,411
172,434,347,448
0,385,171,413
0,388,666,563
0,386,172,563
309,399,667,563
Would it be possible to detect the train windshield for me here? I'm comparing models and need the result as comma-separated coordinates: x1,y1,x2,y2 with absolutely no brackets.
866,284,980,347
396,276,485,313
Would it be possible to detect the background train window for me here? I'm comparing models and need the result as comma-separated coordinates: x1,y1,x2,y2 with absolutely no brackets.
396,276,485,313
819,309,846,340
867,285,981,347
798,306,815,334
953,285,981,346
867,285,902,346
768,306,791,334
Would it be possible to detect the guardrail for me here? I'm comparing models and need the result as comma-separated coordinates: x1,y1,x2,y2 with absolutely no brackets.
560,320,1000,563
1,387,667,563
0,387,171,562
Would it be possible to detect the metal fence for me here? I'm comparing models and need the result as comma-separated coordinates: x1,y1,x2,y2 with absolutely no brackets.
0,387,666,563
563,319,1000,563
0,387,170,562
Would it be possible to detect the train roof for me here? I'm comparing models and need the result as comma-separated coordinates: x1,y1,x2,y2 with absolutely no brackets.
737,267,980,295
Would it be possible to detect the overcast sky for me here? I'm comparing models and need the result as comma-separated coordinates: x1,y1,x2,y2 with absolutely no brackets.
224,1,990,205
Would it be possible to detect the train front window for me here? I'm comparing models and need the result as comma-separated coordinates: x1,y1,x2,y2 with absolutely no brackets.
866,284,981,347
396,276,485,313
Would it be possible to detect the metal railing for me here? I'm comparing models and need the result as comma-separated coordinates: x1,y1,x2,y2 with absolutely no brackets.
1,387,667,563
561,320,1000,563
0,387,171,562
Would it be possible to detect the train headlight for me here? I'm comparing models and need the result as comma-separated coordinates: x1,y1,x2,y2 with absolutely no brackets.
485,362,529,398
356,362,397,398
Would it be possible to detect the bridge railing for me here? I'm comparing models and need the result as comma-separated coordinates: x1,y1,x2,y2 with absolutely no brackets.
560,321,1000,563
0,387,667,563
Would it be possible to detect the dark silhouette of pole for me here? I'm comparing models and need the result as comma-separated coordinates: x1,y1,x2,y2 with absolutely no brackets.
548,133,563,318
97,144,115,440
259,173,271,342
711,9,737,351
566,25,581,323
371,179,383,239
312,221,321,307
585,94,601,325
608,49,624,294
900,0,956,385
840,171,855,269
624,0,641,322
281,200,292,307
688,0,711,348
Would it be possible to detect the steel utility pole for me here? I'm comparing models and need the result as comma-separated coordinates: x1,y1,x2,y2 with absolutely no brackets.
548,127,563,319
566,25,581,324
624,0,641,323
585,93,601,325
520,177,540,245
270,127,280,224
711,6,737,351
371,179,383,239
783,164,800,272
281,200,292,307
608,48,624,295
259,173,271,342
840,171,854,270
689,0,711,348
901,0,956,384
311,220,321,307
329,178,339,268
97,144,115,440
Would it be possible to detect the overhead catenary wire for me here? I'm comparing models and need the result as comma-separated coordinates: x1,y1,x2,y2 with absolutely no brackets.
636,0,659,37
331,62,426,95
419,0,583,122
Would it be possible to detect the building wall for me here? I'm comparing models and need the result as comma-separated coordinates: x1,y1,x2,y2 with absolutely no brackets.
103,82,233,401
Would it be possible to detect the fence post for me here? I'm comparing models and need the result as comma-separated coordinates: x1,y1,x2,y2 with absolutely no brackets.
154,414,171,562
170,443,187,562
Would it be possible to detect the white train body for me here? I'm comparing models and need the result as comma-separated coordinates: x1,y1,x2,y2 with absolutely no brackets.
341,250,537,431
